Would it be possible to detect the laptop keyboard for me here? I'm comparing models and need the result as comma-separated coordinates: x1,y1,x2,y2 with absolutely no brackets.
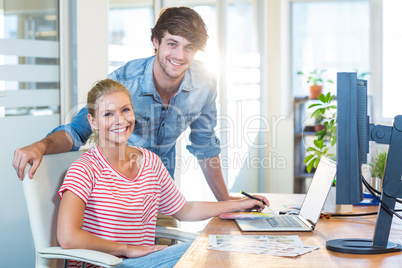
266,216,302,228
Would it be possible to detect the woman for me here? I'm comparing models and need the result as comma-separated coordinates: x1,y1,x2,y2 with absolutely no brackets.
57,79,269,268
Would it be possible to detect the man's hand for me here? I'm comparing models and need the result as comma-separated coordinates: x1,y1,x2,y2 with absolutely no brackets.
12,131,74,181
13,141,46,181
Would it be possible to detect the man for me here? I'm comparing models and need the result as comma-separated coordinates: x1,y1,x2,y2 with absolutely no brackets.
13,7,235,201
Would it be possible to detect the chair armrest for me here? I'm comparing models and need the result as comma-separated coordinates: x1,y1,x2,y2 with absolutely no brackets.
155,226,198,242
38,247,122,268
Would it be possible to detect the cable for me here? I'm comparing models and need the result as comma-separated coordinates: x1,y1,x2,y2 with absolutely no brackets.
364,178,402,204
361,177,402,221
320,176,402,219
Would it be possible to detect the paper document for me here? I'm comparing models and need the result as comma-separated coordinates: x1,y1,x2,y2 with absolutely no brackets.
208,235,318,257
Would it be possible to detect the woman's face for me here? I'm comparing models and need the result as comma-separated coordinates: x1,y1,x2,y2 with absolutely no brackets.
88,91,135,146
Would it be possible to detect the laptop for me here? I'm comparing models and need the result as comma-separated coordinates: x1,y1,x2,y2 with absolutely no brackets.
236,157,337,232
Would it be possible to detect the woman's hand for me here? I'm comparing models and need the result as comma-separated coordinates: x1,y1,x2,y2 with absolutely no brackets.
237,194,269,212
125,245,168,258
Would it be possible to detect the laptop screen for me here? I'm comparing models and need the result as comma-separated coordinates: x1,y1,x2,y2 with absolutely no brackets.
299,157,337,225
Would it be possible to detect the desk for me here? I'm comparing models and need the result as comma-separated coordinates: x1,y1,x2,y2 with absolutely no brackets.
175,194,402,268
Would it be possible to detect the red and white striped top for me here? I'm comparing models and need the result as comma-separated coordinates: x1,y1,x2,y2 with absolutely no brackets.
58,146,185,247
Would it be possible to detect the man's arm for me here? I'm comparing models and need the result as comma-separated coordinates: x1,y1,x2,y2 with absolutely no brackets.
13,106,93,180
13,131,74,180
198,155,241,201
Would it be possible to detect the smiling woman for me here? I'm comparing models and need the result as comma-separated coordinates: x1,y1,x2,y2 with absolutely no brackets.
87,79,135,148
56,78,268,268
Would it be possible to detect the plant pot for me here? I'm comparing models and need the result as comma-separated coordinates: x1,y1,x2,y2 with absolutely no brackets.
309,85,323,99
369,177,383,193
314,124,324,133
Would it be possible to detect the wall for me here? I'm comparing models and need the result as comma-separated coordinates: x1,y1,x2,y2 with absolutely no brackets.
75,0,109,109
263,0,294,193
0,1,108,267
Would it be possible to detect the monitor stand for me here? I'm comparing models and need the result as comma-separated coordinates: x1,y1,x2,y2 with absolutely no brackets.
326,116,402,254
326,238,401,254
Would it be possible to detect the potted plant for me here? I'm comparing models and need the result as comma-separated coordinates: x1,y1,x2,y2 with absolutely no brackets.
368,151,387,192
314,115,325,133
297,69,334,99
304,92,337,173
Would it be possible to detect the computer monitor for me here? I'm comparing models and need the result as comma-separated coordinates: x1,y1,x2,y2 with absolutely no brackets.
336,73,368,205
326,72,402,254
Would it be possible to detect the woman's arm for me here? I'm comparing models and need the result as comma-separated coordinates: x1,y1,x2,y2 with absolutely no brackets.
172,195,269,221
57,190,167,258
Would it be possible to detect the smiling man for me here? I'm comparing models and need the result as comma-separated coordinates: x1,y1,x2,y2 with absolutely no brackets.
13,7,236,202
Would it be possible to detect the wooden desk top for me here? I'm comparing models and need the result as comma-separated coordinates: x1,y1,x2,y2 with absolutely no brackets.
175,193,402,268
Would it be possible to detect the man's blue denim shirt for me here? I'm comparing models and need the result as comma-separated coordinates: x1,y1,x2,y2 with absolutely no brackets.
49,56,221,177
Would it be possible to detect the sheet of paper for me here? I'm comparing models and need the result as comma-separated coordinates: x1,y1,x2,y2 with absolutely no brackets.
208,235,318,257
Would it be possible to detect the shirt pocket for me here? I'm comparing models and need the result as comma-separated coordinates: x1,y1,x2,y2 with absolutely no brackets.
141,193,158,224
176,112,200,136
134,113,150,135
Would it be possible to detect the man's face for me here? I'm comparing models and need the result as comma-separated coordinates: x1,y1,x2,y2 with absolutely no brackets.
153,33,197,81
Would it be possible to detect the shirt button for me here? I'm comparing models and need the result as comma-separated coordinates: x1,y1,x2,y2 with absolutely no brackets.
162,123,165,127
161,107,165,111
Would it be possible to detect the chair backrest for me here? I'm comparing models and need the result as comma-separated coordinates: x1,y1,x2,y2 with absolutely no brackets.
22,151,83,251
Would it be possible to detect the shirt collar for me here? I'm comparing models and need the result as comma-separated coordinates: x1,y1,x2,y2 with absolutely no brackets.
140,56,196,96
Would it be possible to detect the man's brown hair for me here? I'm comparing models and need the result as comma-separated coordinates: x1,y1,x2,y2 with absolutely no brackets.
151,7,208,52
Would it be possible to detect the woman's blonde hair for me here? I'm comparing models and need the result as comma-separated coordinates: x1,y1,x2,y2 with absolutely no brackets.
87,79,132,145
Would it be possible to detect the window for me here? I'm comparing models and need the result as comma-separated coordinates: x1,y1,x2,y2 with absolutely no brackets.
108,1,154,73
292,1,370,97
382,0,402,118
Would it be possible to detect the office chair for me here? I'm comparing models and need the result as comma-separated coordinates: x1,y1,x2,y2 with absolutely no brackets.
22,151,197,268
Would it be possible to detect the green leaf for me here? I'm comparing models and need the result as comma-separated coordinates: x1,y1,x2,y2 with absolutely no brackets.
306,147,318,152
316,129,325,136
318,94,326,103
307,160,315,173
311,110,322,119
304,154,315,164
313,158,320,168
308,103,322,109
331,137,336,146
314,139,324,149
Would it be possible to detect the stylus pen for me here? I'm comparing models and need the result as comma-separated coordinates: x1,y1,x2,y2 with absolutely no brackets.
240,191,267,206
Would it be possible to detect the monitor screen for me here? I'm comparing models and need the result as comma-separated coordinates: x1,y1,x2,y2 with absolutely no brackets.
336,72,369,205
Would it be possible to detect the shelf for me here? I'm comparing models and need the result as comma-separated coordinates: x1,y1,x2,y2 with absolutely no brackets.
293,96,315,193
295,131,316,137
295,173,314,179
